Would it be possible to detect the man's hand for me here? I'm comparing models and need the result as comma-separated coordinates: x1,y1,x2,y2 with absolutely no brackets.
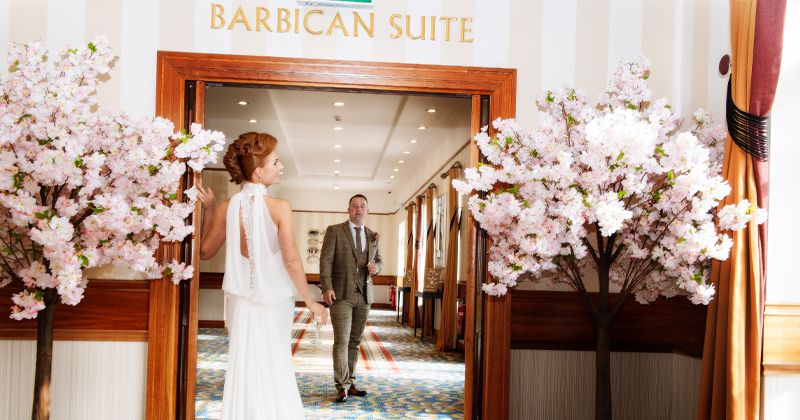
367,262,379,276
322,290,336,306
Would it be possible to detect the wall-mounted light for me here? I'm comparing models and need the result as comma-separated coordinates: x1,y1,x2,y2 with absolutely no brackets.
237,100,248,106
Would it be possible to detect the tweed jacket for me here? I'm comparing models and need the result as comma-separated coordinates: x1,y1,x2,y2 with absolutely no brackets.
319,221,382,304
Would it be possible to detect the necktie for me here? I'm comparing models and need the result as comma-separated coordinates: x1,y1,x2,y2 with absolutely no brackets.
354,226,363,254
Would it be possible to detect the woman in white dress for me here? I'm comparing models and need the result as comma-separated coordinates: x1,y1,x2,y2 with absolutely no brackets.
197,132,328,420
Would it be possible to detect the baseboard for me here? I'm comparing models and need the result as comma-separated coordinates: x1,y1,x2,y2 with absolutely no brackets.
199,320,225,329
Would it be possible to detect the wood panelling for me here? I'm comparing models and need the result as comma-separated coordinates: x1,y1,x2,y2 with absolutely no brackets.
510,290,707,357
764,303,800,374
199,272,224,289
200,272,398,289
0,280,150,341
199,320,225,329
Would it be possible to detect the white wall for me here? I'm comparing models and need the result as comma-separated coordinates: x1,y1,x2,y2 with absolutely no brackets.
762,1,800,414
0,340,147,420
767,0,800,303
510,350,701,420
764,375,800,420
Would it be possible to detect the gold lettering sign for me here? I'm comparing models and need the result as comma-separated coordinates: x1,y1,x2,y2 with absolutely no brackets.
209,4,475,43
424,267,443,292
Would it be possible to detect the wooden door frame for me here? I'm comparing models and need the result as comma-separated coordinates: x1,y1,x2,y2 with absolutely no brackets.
149,51,516,420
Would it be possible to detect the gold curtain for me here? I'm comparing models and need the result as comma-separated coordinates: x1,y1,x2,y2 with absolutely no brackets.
697,1,764,418
423,184,437,336
436,162,463,351
402,203,416,323
409,195,424,329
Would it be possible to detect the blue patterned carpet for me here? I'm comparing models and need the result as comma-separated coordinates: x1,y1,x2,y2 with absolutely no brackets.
195,309,464,419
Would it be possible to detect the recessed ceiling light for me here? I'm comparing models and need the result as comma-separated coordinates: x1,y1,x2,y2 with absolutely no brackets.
390,175,395,179
334,186,340,190
417,125,427,130
333,101,344,107
398,160,405,164
333,126,343,131
334,170,340,175
427,108,437,113
393,168,399,172
410,139,418,143
334,144,342,149
237,100,248,106
403,151,410,154
334,159,341,163
248,119,257,123
279,171,284,175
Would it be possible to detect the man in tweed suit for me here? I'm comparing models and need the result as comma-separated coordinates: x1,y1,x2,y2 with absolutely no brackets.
320,194,382,403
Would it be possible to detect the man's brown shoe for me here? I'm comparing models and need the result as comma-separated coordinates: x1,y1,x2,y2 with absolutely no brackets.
335,389,348,403
348,385,368,397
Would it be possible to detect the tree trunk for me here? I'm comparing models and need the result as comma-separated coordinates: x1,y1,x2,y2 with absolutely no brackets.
595,248,612,420
32,289,58,420
595,318,612,420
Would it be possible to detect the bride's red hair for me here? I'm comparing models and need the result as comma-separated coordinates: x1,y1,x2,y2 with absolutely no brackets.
223,132,278,184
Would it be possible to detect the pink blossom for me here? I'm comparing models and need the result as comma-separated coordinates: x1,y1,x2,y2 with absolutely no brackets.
0,39,224,319
454,58,766,305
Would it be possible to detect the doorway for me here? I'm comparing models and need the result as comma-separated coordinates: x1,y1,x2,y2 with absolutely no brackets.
148,52,516,420
197,85,470,419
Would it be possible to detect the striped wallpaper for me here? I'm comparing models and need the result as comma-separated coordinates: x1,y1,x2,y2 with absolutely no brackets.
0,0,731,126
6,1,795,419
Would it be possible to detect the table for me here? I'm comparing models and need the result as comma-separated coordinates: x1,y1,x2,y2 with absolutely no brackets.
413,290,442,339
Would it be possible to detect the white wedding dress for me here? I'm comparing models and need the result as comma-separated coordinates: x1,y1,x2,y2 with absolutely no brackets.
221,182,304,419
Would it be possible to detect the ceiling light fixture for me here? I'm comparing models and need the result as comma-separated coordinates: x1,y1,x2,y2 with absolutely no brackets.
417,125,427,130
334,186,340,190
390,175,395,179
248,119,257,123
398,160,405,164
237,100,248,106
334,144,342,149
333,101,344,107
393,168,399,172
333,126,343,131
427,108,437,113
410,139,418,143
334,159,341,163
403,151,410,154
334,170,340,175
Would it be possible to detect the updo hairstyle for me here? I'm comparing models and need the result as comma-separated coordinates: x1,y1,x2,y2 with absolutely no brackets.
222,132,278,184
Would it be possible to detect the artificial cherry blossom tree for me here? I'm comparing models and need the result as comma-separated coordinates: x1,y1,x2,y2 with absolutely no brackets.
454,60,765,420
0,39,224,420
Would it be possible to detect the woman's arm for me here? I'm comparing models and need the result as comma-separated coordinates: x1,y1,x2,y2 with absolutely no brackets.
270,197,328,322
271,198,316,303
198,186,228,260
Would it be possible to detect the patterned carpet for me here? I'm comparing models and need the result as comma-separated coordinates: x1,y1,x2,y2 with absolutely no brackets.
195,309,464,419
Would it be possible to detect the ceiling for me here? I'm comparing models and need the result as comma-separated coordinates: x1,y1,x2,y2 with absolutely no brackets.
204,85,471,204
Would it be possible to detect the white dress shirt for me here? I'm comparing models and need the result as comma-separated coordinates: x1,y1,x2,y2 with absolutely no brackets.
348,221,366,253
